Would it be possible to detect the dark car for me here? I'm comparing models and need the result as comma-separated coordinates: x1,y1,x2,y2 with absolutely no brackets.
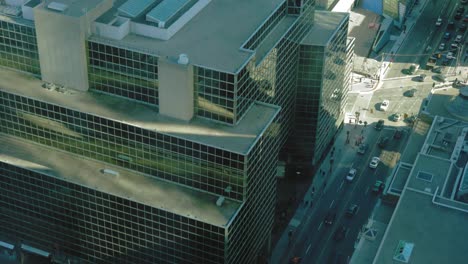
375,119,385,131
357,143,369,155
416,74,426,82
458,6,466,13
324,212,336,225
394,129,403,139
404,89,416,97
290,257,302,264
333,226,348,242
378,137,389,148
346,204,359,217
372,180,385,193
448,21,455,29
464,14,468,22
432,67,443,73
455,12,463,20
444,32,451,40
434,74,447,82
460,23,467,32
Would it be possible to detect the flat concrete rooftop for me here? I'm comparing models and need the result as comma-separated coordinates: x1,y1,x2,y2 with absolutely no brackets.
37,0,107,18
302,11,348,46
0,69,279,154
373,190,468,264
0,134,240,227
90,0,288,73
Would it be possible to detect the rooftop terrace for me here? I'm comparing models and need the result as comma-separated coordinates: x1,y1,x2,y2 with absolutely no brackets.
0,69,279,154
0,134,240,227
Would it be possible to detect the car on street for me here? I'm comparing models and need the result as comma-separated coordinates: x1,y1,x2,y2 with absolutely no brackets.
346,168,357,182
357,143,369,155
324,211,336,225
375,119,385,130
444,32,451,40
455,35,463,43
438,43,446,50
346,204,359,217
392,113,401,122
434,74,447,82
378,136,389,148
394,129,403,139
372,180,385,193
369,157,380,169
460,23,467,32
432,67,443,73
380,100,389,111
404,89,416,97
333,226,348,242
435,17,443,26
447,52,455,60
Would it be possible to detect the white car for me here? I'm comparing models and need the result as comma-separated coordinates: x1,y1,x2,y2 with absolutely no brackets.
455,35,463,43
438,43,446,50
346,168,357,181
369,157,380,169
446,52,455,60
436,18,442,26
380,100,389,111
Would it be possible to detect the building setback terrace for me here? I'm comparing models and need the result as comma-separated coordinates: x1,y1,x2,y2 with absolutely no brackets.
0,134,240,227
0,69,279,154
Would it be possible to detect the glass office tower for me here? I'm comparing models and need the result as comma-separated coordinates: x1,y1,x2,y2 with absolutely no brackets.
0,0,349,263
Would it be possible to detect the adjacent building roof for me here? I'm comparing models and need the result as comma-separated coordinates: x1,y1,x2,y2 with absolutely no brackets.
373,116,468,264
301,11,348,46
0,134,241,227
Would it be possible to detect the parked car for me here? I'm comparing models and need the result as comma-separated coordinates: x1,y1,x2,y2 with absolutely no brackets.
380,100,389,111
460,23,467,32
369,157,380,169
435,17,443,26
372,180,385,193
464,14,468,22
289,257,302,264
357,143,369,155
416,74,426,82
455,12,463,20
394,129,403,139
444,32,451,39
333,226,348,242
404,89,416,97
448,21,455,29
447,52,455,60
408,64,419,74
432,67,443,73
457,6,465,13
375,119,385,130
324,212,336,225
455,34,463,43
346,204,359,217
434,74,447,82
378,137,389,148
450,43,459,50
438,43,446,50
462,0,468,5
392,113,401,122
346,168,357,182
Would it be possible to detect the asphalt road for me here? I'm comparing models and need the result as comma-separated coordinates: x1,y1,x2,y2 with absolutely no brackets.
282,124,408,264
386,0,457,78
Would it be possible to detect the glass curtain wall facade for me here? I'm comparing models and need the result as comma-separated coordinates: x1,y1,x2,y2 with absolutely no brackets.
0,91,246,201
294,17,349,165
87,40,159,106
0,19,40,75
0,162,226,264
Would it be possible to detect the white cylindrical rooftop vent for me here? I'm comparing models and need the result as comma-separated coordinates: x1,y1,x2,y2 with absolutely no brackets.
178,54,189,65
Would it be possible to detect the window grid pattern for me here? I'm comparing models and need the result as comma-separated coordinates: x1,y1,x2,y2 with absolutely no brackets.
226,121,279,264
0,20,40,75
88,41,159,106
242,2,286,50
0,162,225,264
194,67,236,124
236,0,314,150
0,91,246,200
294,18,349,164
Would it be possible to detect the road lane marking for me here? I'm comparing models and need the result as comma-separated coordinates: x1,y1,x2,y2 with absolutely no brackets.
329,200,335,209
365,187,370,195
306,244,312,254
338,180,344,191
318,222,323,231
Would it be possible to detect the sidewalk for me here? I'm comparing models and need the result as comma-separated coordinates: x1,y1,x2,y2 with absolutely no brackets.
269,123,369,263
